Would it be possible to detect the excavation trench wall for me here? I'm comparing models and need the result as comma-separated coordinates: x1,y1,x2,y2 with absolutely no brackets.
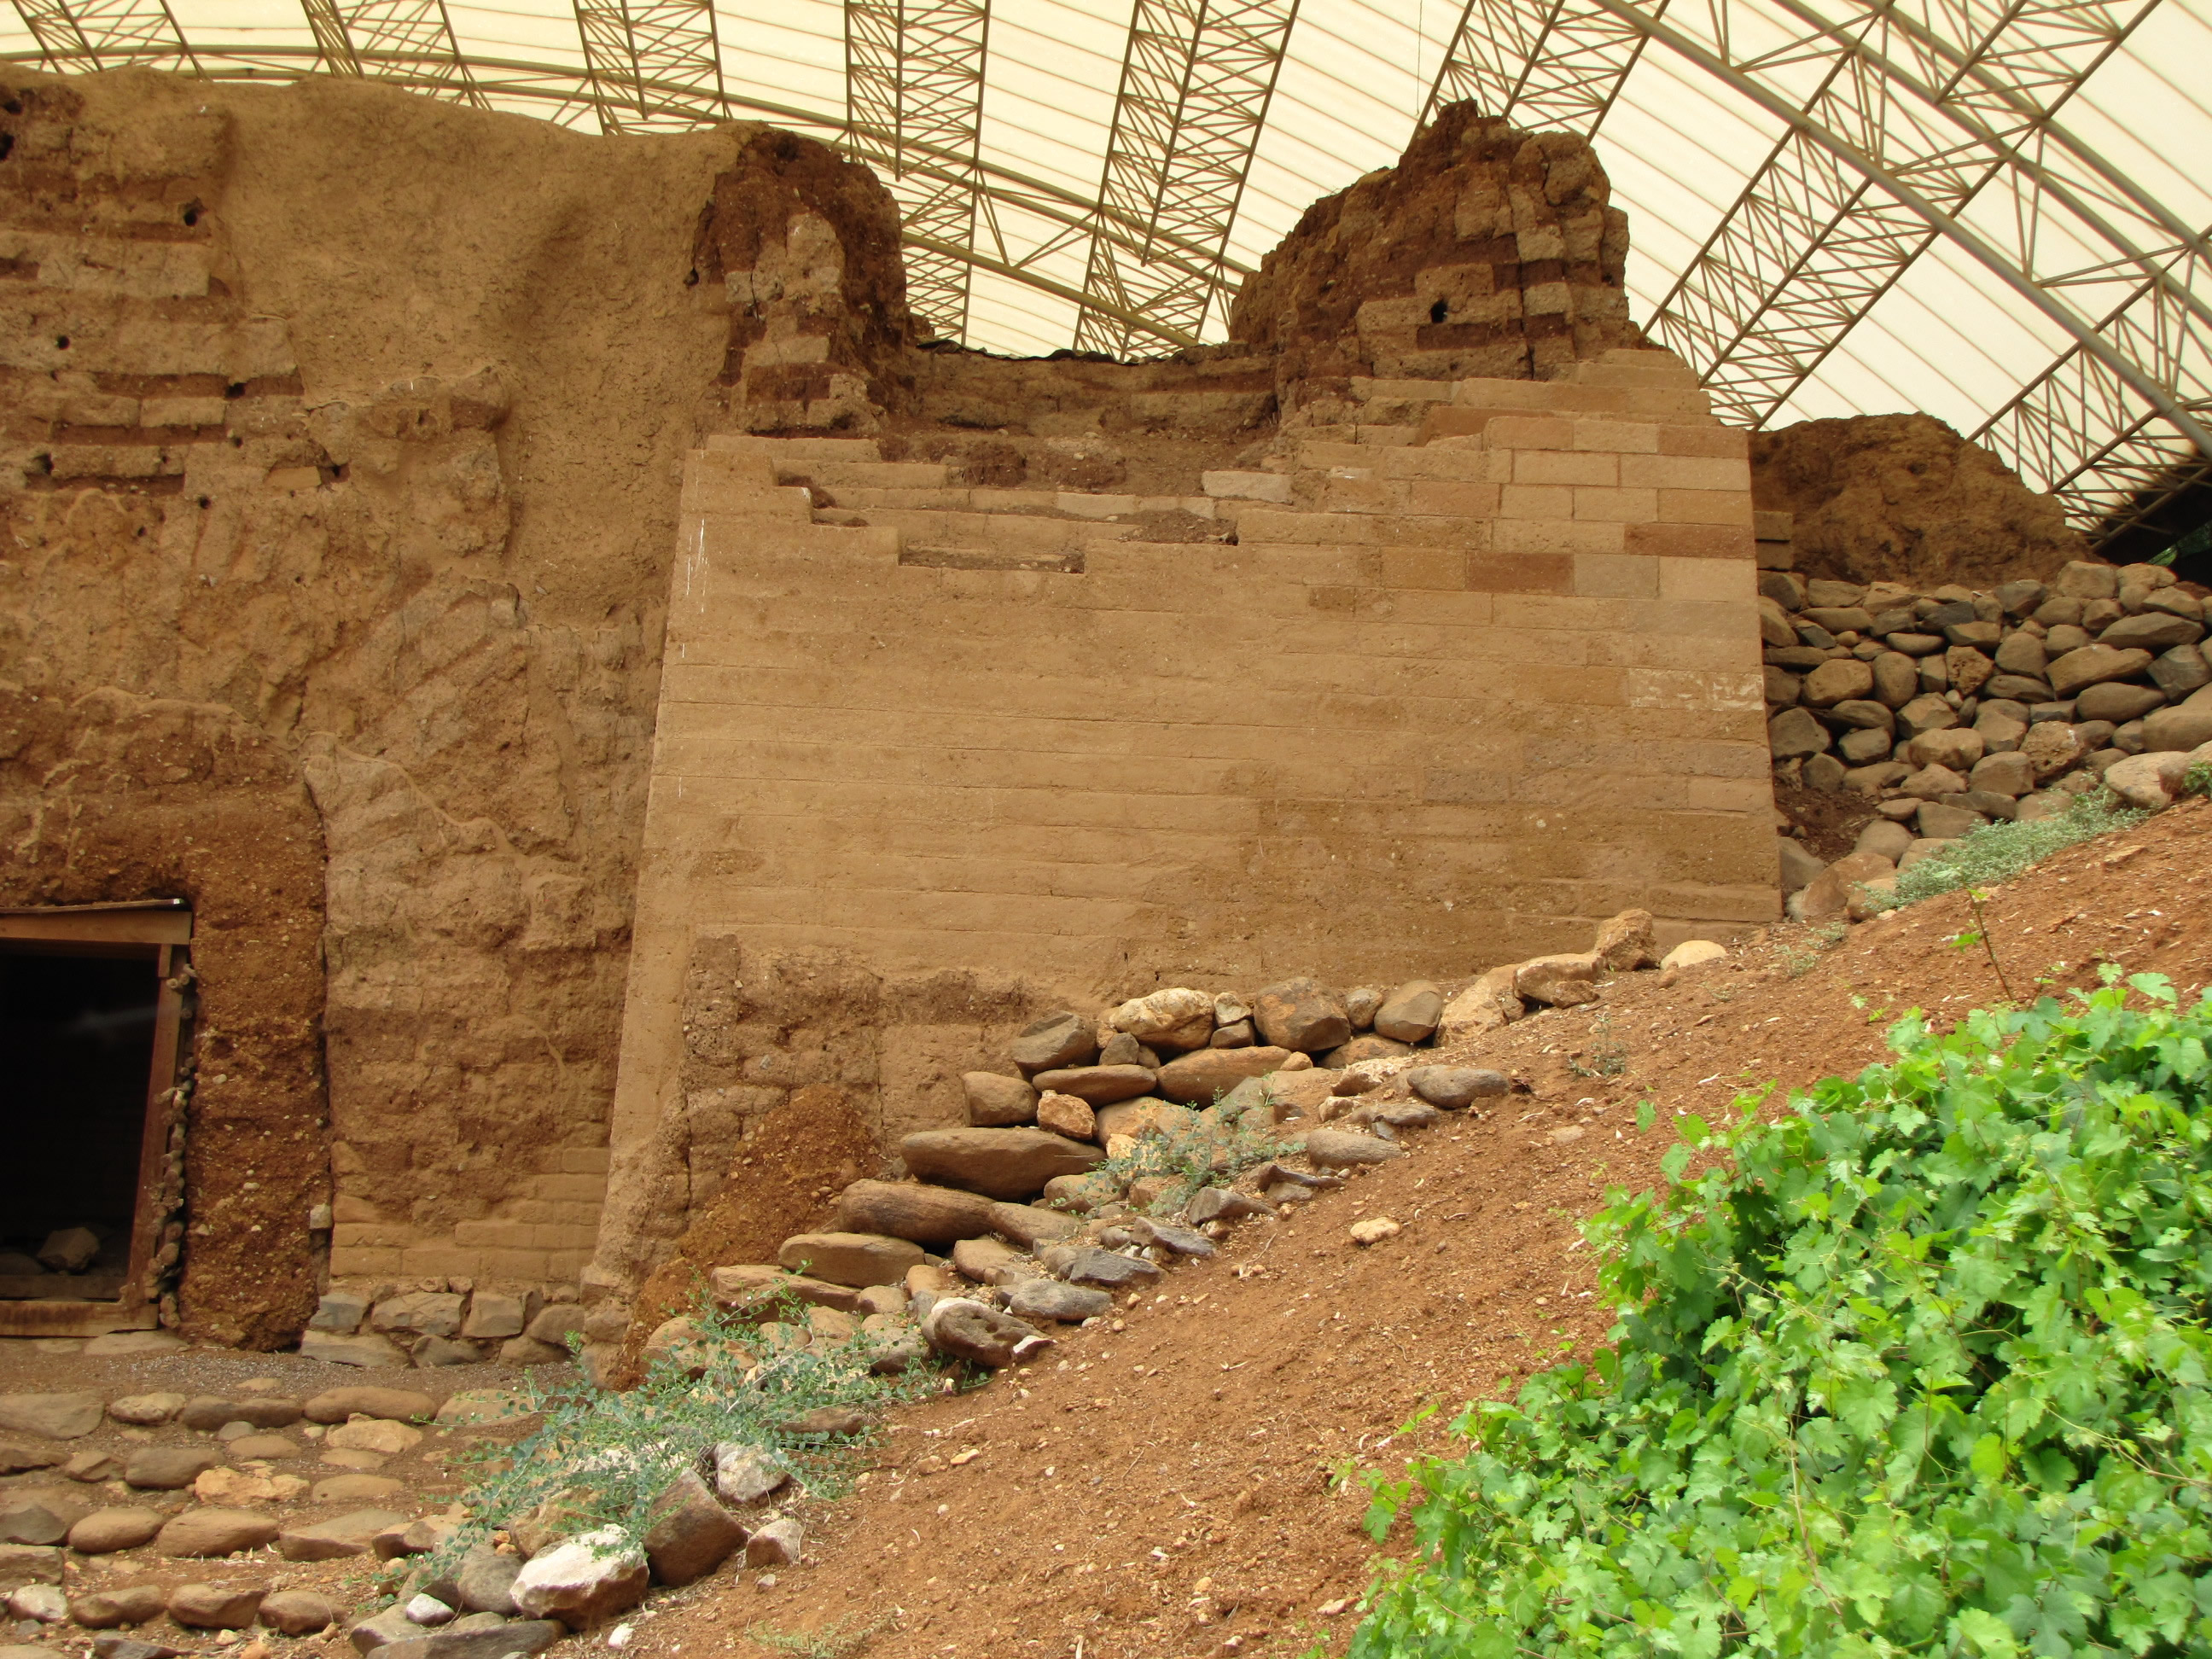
2,71,1777,1346
0,70,741,1340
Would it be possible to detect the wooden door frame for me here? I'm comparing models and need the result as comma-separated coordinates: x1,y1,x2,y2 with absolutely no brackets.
0,901,192,1338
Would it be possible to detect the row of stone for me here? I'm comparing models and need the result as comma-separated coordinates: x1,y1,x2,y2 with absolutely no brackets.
1767,561,2212,834
302,1284,586,1371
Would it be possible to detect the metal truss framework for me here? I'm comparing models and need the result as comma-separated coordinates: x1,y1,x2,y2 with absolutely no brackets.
573,0,720,131
11,0,2203,543
1422,0,2210,538
1072,0,1299,357
844,0,991,343
302,0,480,105
1422,0,1662,132
10,0,191,72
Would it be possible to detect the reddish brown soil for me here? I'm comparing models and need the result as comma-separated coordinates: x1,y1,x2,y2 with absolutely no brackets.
614,1092,882,1385
6,804,2204,1659
632,799,2212,1659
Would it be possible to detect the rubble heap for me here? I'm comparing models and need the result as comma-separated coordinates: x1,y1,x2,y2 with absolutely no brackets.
1762,556,2212,913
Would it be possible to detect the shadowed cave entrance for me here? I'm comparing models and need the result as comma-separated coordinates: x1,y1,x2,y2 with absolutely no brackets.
0,902,193,1336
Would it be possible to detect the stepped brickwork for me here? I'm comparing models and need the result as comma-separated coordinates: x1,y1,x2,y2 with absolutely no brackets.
590,349,1773,1304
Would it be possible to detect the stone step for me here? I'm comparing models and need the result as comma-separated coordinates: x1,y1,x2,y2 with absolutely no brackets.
771,458,949,490
818,485,1218,521
869,508,1138,573
704,434,882,463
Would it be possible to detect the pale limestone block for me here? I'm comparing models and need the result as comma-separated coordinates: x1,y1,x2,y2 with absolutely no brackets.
1201,470,1291,504
1572,486,1658,522
1659,488,1753,526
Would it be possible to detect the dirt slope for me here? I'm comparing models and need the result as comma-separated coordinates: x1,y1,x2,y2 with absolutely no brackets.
621,798,2212,1659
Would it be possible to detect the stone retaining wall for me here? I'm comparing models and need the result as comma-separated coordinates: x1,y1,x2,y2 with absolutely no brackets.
591,349,1776,1304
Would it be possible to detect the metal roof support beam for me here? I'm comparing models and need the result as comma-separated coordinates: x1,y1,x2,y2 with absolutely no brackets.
1419,0,1663,135
1073,0,1299,358
573,0,722,132
11,0,193,70
844,0,991,344
1646,0,2173,432
1570,0,2212,469
300,0,481,106
1975,230,2212,535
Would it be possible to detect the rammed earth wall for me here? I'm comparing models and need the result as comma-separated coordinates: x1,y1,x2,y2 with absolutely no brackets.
591,349,1777,1300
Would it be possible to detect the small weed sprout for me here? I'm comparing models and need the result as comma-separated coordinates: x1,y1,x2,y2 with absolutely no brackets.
1866,793,2146,911
1946,887,2019,1004
746,1616,887,1657
1567,1014,1627,1078
1778,921,1846,978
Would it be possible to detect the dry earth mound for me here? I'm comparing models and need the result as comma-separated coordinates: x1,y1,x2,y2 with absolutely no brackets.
621,798,2212,1659
1751,412,2088,591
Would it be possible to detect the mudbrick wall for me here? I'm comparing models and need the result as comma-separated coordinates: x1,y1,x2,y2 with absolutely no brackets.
0,67,2106,1351
591,348,1778,1301
0,70,751,1341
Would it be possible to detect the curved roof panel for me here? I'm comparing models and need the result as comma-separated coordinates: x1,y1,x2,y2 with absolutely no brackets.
4,0,2208,536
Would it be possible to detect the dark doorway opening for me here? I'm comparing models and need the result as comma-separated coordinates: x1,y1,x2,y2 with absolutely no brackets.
0,901,191,1335
0,951,161,1300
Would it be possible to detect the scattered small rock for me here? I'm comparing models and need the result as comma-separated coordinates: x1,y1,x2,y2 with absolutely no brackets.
259,1591,337,1636
1033,1091,1097,1141
67,1509,165,1555
775,1232,923,1289
0,1394,102,1441
105,1394,186,1428
920,1298,1051,1367
641,1470,747,1587
1185,1188,1273,1225
69,1585,167,1628
1404,1066,1507,1109
5,1582,66,1622
122,1446,222,1491
155,1508,279,1559
94,1637,182,1659
300,1332,413,1368
304,1388,435,1425
1348,1217,1402,1245
1005,1281,1114,1324
711,1445,790,1508
1040,1245,1163,1289
744,1518,801,1569
1303,1128,1406,1169
277,1509,410,1562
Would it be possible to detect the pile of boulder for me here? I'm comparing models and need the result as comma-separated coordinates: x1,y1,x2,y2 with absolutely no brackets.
302,1286,585,1371
649,910,1720,1380
1764,557,2212,916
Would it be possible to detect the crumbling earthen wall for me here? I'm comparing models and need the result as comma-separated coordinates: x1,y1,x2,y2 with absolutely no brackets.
1,73,1777,1348
1228,105,1639,418
1749,412,2090,590
0,70,786,1338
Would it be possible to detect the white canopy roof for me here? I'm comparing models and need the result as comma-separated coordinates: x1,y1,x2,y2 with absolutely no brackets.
5,0,2209,538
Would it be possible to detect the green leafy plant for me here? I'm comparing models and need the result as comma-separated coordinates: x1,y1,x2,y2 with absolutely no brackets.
2183,759,2212,800
429,1296,934,1581
1868,794,2145,911
1350,974,2212,1658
